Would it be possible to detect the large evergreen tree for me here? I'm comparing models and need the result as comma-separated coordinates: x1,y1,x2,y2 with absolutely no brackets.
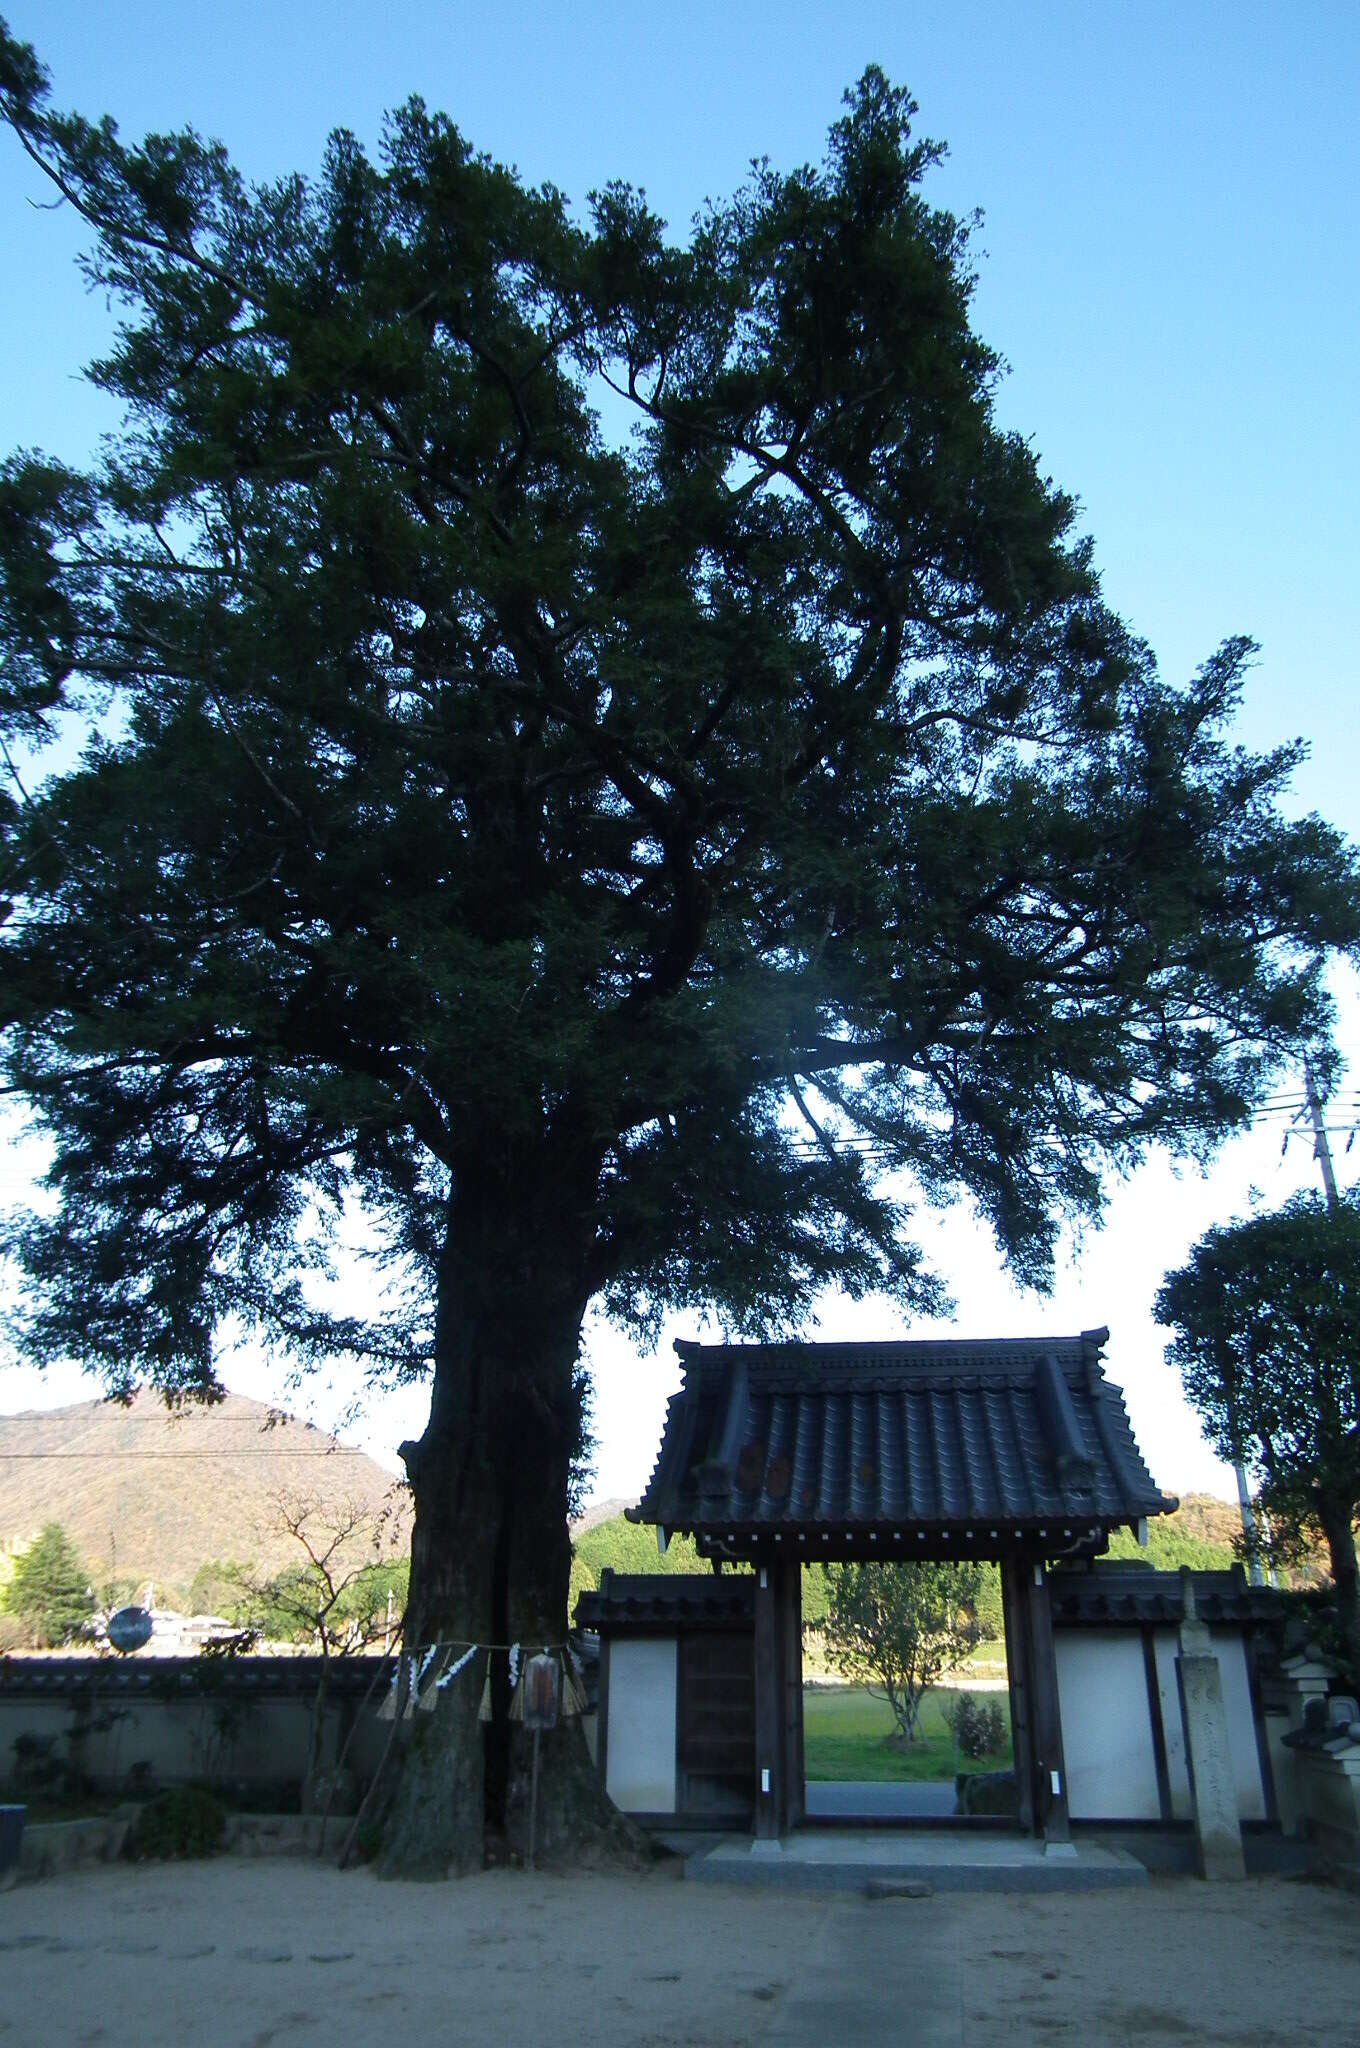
1156,1194,1360,1686
1,28,1357,1870
1,1522,94,1647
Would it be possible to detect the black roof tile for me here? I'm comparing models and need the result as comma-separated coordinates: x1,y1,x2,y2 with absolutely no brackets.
573,1572,754,1635
0,1654,390,1698
1048,1562,1282,1628
631,1330,1175,1553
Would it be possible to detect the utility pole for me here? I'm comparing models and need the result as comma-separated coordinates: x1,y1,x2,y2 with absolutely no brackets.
1233,1459,1267,1587
1304,1055,1341,1211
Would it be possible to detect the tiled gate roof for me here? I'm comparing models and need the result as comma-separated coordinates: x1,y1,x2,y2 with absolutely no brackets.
630,1330,1175,1557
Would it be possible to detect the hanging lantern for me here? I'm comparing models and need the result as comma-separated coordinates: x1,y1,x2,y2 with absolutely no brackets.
521,1651,562,1731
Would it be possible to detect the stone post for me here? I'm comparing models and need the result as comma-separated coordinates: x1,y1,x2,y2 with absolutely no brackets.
1260,1649,1337,1839
1283,1693,1360,1879
1176,1568,1246,1881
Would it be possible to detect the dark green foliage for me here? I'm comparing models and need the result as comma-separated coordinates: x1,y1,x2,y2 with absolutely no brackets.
801,1562,832,1629
971,1564,1004,1641
9,1730,65,1802
1274,1583,1354,1676
945,1690,1006,1760
127,1785,227,1860
820,1561,985,1741
0,1521,94,1647
806,1559,998,1636
188,1559,248,1617
1156,1192,1360,1685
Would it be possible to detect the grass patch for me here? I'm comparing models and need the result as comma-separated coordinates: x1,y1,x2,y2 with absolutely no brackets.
803,1685,1012,1782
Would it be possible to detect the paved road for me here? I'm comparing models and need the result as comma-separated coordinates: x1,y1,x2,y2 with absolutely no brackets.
804,1778,959,1818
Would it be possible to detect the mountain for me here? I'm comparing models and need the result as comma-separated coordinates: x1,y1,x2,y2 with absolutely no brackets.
0,1390,410,1602
570,1496,639,1536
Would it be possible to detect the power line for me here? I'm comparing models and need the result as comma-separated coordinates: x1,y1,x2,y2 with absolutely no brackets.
0,1448,373,1459
0,1416,362,1440
0,1417,329,1433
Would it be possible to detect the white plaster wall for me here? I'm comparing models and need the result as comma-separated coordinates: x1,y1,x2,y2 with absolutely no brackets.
1055,1630,1162,1820
604,1638,677,1813
1152,1627,1267,1823
1,1690,337,1794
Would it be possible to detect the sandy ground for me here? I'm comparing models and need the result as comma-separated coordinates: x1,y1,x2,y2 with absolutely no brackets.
0,1856,1356,2048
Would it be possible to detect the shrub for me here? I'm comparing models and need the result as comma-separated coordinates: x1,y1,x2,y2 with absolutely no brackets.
945,1691,1006,1760
10,1730,66,1801
127,1786,227,1860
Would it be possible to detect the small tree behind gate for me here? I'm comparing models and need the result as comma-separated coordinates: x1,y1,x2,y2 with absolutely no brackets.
819,1560,985,1743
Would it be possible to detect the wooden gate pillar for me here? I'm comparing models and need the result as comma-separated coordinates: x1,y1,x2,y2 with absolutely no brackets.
753,1560,782,1838
752,1557,803,1837
1001,1553,1072,1841
1001,1553,1038,1834
779,1558,804,1831
1024,1559,1072,1844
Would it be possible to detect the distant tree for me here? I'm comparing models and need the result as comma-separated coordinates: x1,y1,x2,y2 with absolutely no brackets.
972,1564,1004,1643
803,1558,1001,1643
221,1493,407,1649
801,1562,832,1631
1,1521,95,1646
188,1557,250,1617
2,30,1357,1875
1155,1192,1360,1685
218,1493,407,1797
820,1560,984,1742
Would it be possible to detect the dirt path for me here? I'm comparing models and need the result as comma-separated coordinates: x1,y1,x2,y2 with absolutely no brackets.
0,1858,1354,2046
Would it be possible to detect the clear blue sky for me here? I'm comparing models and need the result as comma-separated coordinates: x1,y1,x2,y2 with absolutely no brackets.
2,3,1358,1503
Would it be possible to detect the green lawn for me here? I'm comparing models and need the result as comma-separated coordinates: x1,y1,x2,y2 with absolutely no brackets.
803,1684,1012,1782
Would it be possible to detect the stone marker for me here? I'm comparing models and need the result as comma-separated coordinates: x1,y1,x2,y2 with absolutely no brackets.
1176,1568,1246,1881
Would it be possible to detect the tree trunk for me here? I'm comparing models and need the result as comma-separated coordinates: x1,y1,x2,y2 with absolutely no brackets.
1318,1495,1360,1692
376,1164,645,1878
497,1421,645,1869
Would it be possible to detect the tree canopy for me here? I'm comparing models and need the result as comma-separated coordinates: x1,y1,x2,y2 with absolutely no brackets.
1,26,1357,1870
1,1520,94,1647
820,1559,985,1741
1156,1192,1360,1683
